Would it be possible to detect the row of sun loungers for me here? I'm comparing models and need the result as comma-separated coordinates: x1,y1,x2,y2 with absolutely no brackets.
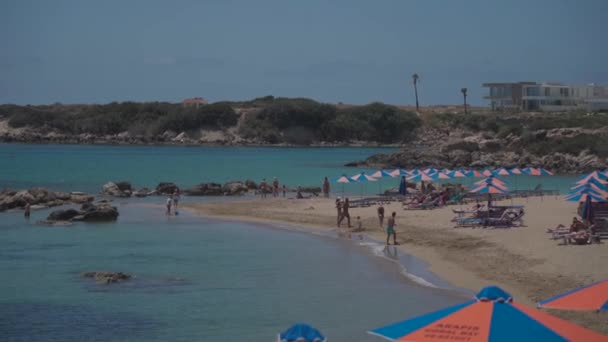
453,208,525,228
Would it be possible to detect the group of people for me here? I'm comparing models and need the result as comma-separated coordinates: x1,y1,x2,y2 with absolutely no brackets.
165,189,180,215
377,205,398,245
259,178,286,198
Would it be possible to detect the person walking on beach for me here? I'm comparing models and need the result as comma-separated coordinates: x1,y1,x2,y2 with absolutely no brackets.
338,198,351,228
377,205,385,228
24,202,31,219
272,177,279,197
322,177,330,198
260,178,268,198
335,198,342,227
282,185,287,197
166,196,172,215
386,212,398,245
172,189,180,214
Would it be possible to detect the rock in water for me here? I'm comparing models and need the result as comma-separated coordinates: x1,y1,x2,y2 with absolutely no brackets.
156,182,178,194
75,203,119,222
47,209,81,221
133,187,151,197
102,181,131,197
81,271,132,284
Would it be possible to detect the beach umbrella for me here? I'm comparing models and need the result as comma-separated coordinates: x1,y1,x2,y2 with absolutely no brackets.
538,279,608,312
564,192,606,203
371,170,395,178
509,167,523,175
333,174,356,197
481,169,494,177
351,172,377,197
368,286,607,342
537,167,554,176
571,178,608,190
447,170,467,178
569,183,608,197
576,171,608,185
350,172,378,182
408,168,421,175
407,172,435,182
277,323,326,342
467,170,484,178
470,183,508,194
389,169,409,177
423,167,437,174
430,172,451,180
371,170,396,195
493,167,512,176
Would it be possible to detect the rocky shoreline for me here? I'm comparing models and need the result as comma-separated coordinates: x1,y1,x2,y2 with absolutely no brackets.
348,128,607,174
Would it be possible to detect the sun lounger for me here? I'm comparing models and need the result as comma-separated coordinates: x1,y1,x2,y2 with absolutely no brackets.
547,226,571,240
403,197,440,210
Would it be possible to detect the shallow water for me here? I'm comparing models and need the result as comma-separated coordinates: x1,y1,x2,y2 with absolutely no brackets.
0,203,468,341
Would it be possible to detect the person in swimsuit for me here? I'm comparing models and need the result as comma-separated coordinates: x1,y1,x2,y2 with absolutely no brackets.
335,198,342,227
282,185,287,197
338,198,351,228
272,178,279,197
24,202,31,219
377,205,385,228
260,179,268,198
172,189,180,212
322,177,330,198
386,212,398,245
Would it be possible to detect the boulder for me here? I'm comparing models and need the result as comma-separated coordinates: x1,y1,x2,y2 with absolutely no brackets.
156,182,178,195
133,187,151,197
70,193,94,204
81,271,132,284
184,183,223,196
102,181,131,197
244,179,258,190
222,181,248,196
74,203,119,222
47,209,81,221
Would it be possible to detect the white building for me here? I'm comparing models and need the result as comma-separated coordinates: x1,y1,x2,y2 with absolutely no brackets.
483,82,608,111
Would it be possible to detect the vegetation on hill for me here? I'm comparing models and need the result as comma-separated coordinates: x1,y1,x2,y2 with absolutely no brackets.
0,97,421,144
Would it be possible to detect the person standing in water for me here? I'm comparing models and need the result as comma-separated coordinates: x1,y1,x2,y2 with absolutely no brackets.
24,202,31,219
386,212,398,245
335,198,342,227
322,177,330,198
172,189,180,214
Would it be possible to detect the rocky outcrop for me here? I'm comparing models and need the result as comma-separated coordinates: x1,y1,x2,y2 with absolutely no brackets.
81,271,132,284
47,209,80,221
46,202,119,223
244,179,258,190
222,181,248,195
184,181,251,196
184,183,224,196
156,182,179,195
102,182,128,197
0,188,94,212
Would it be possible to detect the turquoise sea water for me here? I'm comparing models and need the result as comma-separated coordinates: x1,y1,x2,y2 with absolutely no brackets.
0,202,468,341
0,143,582,340
0,143,578,195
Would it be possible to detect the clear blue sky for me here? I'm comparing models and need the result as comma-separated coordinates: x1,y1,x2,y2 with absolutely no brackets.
1,0,606,106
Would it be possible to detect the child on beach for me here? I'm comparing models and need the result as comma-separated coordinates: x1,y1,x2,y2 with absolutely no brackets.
386,212,398,245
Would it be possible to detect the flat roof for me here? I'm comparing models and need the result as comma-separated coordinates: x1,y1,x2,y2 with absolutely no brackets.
482,82,536,87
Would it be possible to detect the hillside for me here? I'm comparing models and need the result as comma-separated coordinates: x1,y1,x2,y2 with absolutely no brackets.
1,98,607,173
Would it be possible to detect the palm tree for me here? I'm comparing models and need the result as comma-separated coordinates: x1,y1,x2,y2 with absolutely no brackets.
412,73,420,112
461,87,468,114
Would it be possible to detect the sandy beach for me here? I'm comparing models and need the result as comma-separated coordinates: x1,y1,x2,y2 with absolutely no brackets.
185,195,608,334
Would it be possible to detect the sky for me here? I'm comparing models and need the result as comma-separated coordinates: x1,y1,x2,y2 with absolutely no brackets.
1,0,607,106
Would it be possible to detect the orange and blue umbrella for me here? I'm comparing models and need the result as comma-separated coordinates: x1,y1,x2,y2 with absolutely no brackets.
538,280,608,312
576,171,608,185
564,191,606,203
334,174,356,184
493,168,512,176
509,167,523,175
390,169,410,177
350,172,378,182
448,170,467,178
482,169,494,177
470,183,508,194
466,170,484,178
372,170,396,179
571,180,608,193
368,286,607,341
